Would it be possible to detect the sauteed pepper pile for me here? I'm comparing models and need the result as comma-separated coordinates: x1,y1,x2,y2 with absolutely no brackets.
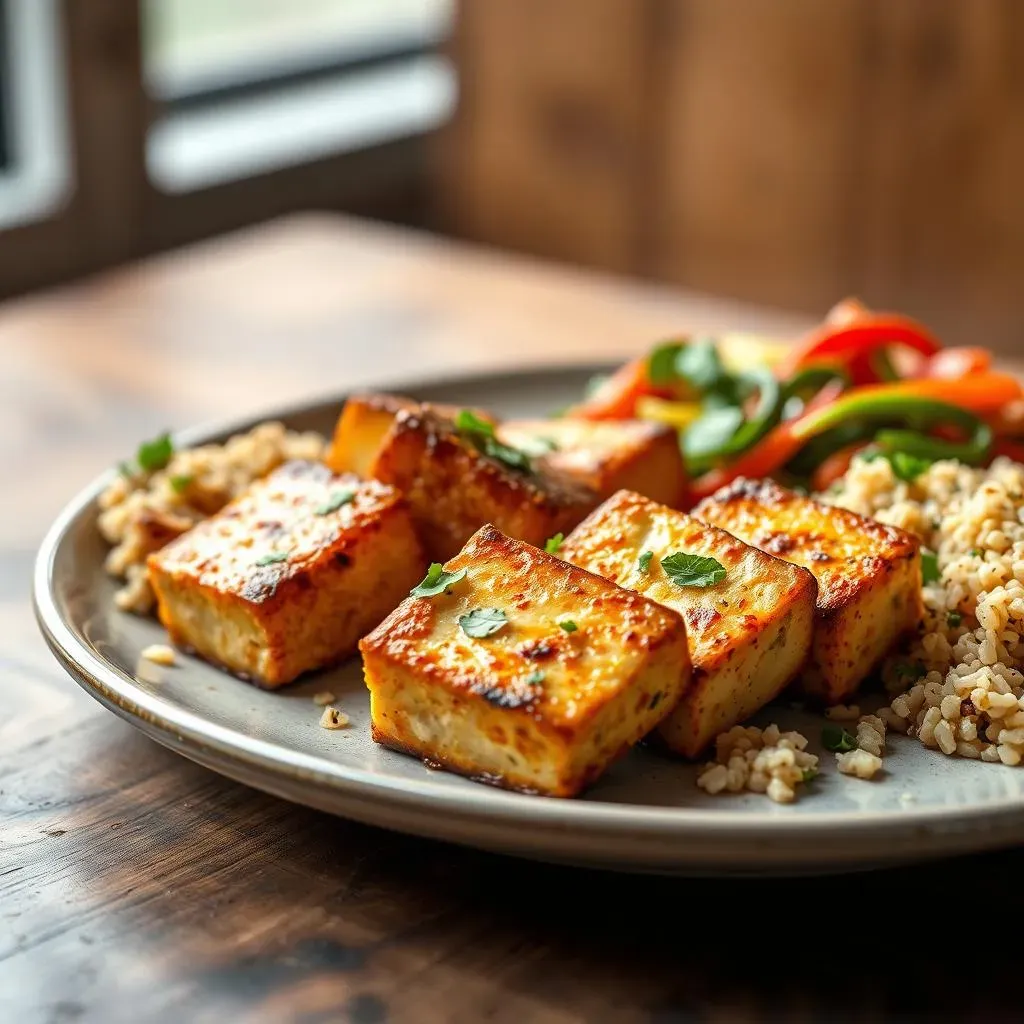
567,298,1024,500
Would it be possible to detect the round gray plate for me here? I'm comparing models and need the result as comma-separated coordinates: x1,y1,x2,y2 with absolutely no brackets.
34,366,1024,876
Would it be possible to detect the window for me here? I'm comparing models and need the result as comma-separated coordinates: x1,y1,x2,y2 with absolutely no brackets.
0,0,70,230
142,0,456,193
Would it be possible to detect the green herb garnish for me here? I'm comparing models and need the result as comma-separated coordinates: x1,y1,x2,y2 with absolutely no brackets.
661,552,727,588
137,431,174,473
889,451,933,483
558,620,578,633
682,406,745,464
411,563,467,598
947,610,962,628
169,474,194,494
455,408,533,473
544,533,564,555
647,342,684,385
676,337,727,392
255,552,289,566
459,607,508,638
638,550,653,573
969,548,982,558
801,768,819,783
822,726,858,753
525,670,545,686
921,550,940,584
118,461,136,480
315,488,356,516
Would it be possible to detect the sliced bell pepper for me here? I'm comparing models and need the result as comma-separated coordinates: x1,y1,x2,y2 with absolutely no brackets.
920,347,992,379
635,394,702,429
566,358,654,420
781,312,942,382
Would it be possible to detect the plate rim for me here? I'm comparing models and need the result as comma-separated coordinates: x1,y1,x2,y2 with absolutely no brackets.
32,363,1024,860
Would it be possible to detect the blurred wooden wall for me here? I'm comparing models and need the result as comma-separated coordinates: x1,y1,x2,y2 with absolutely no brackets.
440,0,1024,352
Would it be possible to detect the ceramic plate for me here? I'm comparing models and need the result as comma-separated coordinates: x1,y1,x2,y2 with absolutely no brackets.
34,366,1024,876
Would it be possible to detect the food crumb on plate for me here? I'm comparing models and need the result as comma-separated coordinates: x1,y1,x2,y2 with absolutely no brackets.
320,707,349,730
312,691,336,706
825,703,860,722
836,748,883,779
696,724,818,804
140,643,176,666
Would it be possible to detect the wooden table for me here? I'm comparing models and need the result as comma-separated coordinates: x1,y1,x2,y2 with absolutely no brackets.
2,213,1019,1023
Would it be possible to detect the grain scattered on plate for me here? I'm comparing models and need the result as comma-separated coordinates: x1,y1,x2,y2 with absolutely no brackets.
696,724,819,804
99,421,325,614
140,643,177,666
319,707,349,730
826,455,1024,768
312,691,336,706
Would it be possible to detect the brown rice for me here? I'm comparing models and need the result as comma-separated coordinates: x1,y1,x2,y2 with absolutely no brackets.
99,420,325,613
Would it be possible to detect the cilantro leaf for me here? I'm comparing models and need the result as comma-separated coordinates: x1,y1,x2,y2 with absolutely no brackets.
315,488,356,516
675,337,726,392
822,725,858,753
169,474,194,494
801,768,819,783
255,552,289,566
661,552,727,588
454,408,496,437
647,342,684,385
638,550,653,573
889,451,933,483
137,431,174,473
683,406,744,461
947,610,962,628
481,437,532,472
921,550,941,584
411,563,467,598
544,533,564,555
459,607,508,638
558,620,578,633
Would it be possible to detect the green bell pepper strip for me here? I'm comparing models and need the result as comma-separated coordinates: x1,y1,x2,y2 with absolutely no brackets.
792,395,993,465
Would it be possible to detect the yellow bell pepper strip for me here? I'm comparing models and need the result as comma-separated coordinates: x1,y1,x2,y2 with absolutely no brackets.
566,358,658,420
635,395,702,429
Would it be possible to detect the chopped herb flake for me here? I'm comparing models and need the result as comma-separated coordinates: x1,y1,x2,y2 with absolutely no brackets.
675,337,726,393
894,659,925,680
969,548,982,558
255,552,288,566
921,550,940,584
169,474,194,494
661,552,727,588
118,461,136,480
454,408,495,437
411,563,467,598
889,451,933,483
822,725,858,753
455,409,534,473
459,607,508,638
647,342,684,385
137,431,174,473
638,550,653,573
558,620,578,633
801,767,819,783
315,488,356,515
544,532,564,555
947,610,962,628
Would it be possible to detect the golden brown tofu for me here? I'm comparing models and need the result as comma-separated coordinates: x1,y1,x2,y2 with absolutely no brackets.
324,393,416,478
360,523,691,796
497,417,688,507
561,490,817,757
368,405,598,561
147,460,424,687
693,477,923,704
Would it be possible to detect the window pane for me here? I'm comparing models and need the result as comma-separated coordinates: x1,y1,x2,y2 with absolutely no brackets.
143,0,454,97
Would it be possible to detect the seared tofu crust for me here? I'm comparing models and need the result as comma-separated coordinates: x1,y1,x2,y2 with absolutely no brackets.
694,477,923,703
498,418,688,508
561,490,817,757
359,524,691,796
368,405,598,562
147,460,424,687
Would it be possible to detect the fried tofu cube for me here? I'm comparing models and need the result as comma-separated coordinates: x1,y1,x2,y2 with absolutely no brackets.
367,404,598,561
324,393,416,478
693,477,923,703
360,524,691,796
497,417,688,507
147,460,424,687
561,490,817,757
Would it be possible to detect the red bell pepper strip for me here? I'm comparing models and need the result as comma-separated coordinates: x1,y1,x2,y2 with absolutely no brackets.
781,313,942,381
566,358,656,420
920,347,992,379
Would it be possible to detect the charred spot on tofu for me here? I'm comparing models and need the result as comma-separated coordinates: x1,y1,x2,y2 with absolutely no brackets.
496,418,688,507
359,523,691,796
561,490,816,758
367,405,598,562
147,460,425,688
693,476,923,704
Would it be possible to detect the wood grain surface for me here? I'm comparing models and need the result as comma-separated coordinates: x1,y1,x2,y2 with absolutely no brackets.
2,213,1021,1024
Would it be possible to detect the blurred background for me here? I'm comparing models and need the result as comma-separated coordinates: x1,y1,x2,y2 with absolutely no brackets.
0,0,1021,352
